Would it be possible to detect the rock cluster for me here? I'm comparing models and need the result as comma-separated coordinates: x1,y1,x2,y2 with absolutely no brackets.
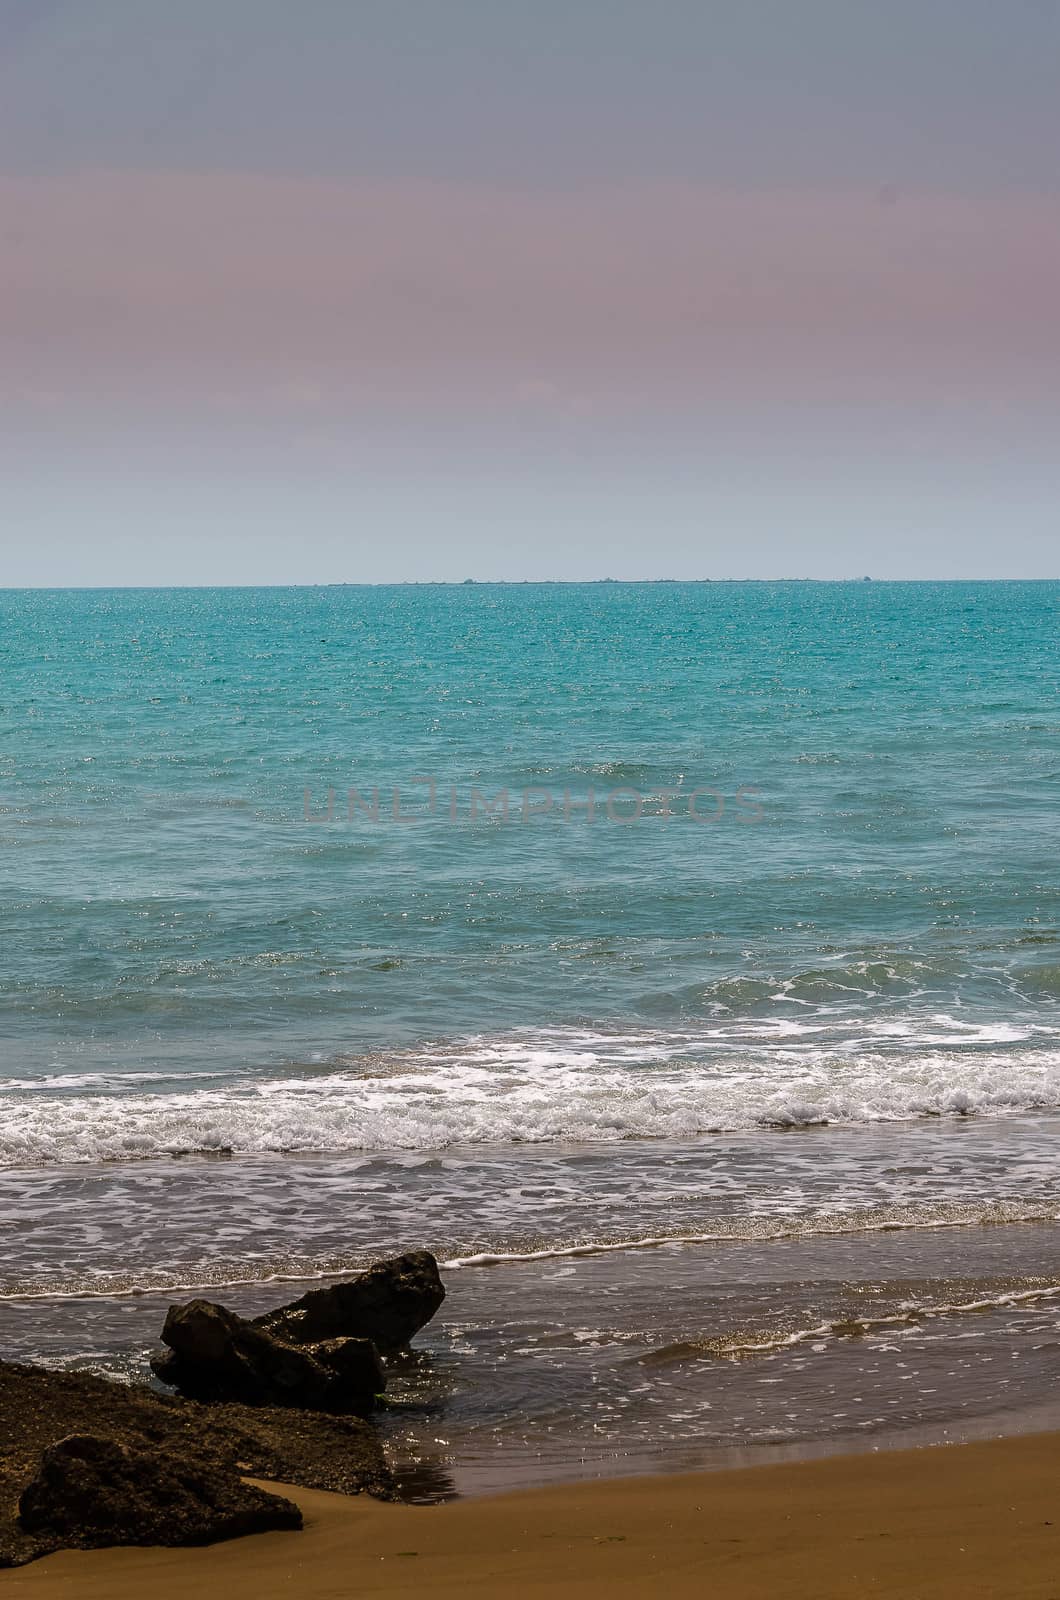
2,1250,446,1568
150,1250,444,1411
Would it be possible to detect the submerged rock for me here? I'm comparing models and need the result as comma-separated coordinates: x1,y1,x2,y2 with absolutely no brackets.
254,1250,446,1353
152,1298,385,1412
18,1433,301,1551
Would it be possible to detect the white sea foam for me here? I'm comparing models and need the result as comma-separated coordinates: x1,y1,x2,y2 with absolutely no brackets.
3,1020,1060,1165
440,1203,1059,1271
2,1199,1053,1302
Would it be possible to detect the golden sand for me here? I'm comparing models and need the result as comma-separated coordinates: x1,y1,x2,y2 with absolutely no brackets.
5,1431,1059,1598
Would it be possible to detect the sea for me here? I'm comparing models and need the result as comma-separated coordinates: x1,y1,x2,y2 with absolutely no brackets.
1,579,1058,1495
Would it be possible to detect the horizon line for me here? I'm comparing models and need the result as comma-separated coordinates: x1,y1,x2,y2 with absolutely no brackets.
1,576,1058,593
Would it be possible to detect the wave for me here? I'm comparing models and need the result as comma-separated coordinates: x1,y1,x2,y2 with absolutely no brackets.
441,1199,1058,1269
1,1199,1054,1302
638,1281,1060,1364
3,1021,1060,1165
4,948,1058,1029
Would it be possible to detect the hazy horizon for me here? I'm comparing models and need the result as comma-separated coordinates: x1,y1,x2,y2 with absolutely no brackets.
3,576,1056,592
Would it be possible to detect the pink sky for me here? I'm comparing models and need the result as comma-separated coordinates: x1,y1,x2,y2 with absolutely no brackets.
4,174,1058,436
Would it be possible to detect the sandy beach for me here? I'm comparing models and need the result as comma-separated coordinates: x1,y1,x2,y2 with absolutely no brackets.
5,1430,1058,1598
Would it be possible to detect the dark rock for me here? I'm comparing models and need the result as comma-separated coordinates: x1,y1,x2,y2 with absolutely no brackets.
18,1433,301,1550
152,1298,384,1412
311,1336,388,1392
254,1250,445,1353
0,1359,393,1568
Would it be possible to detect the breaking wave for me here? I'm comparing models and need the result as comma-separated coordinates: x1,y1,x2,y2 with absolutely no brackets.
3,1018,1060,1166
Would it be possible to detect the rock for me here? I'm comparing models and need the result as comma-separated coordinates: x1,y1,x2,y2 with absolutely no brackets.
0,1359,393,1567
254,1250,445,1353
312,1336,388,1392
151,1298,385,1412
18,1434,301,1551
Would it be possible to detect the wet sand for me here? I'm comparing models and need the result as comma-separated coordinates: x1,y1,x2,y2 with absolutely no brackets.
6,1429,1060,1598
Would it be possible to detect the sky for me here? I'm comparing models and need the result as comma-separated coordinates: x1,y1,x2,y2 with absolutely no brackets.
1,0,1058,583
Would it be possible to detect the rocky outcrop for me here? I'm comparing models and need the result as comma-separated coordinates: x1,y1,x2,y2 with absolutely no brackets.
0,1253,447,1567
0,1359,394,1568
254,1250,446,1353
151,1298,385,1412
18,1434,301,1552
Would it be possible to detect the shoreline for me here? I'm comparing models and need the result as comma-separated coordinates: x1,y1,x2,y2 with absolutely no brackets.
8,1214,1060,1503
7,1429,1059,1597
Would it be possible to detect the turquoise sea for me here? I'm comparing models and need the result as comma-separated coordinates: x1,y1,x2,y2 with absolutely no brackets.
2,580,1059,1490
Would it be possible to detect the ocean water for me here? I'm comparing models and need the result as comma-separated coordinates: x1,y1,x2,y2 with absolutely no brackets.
1,579,1058,1489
